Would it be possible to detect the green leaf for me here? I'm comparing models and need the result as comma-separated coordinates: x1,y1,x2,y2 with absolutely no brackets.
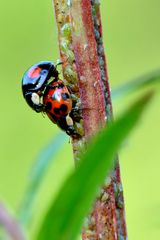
19,133,67,225
112,69,160,99
37,92,153,240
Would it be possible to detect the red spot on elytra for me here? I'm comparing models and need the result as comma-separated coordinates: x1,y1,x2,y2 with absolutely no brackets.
28,67,41,78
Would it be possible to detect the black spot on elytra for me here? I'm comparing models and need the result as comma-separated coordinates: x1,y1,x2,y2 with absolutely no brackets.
54,108,60,114
61,93,69,100
46,83,57,90
60,104,68,113
45,101,52,111
50,113,58,123
58,83,64,88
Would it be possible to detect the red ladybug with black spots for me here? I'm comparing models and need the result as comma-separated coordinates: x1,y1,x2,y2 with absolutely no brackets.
43,79,76,135
22,61,76,136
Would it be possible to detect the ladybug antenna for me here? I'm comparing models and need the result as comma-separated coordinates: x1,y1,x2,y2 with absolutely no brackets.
55,57,71,69
54,57,70,75
55,59,63,68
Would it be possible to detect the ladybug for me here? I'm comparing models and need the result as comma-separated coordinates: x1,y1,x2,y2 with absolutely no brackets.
22,61,76,136
22,61,59,112
43,79,76,136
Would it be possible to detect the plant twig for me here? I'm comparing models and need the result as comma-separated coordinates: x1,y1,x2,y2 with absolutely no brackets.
53,0,127,239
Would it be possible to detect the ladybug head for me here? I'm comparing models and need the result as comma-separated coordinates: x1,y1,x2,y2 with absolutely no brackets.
22,61,59,112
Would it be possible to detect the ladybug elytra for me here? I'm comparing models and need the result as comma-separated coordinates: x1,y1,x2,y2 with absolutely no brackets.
22,61,58,112
22,61,76,136
43,79,76,135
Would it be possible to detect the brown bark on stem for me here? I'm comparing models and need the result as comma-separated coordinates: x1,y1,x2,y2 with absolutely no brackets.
71,0,106,138
53,0,127,239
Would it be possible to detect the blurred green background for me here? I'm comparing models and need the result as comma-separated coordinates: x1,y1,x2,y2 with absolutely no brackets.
0,0,160,239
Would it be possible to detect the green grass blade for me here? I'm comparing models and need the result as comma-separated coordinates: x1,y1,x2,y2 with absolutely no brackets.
112,69,160,99
19,133,67,225
37,92,153,240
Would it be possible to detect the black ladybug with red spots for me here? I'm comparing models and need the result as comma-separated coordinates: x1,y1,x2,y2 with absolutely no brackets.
22,61,76,136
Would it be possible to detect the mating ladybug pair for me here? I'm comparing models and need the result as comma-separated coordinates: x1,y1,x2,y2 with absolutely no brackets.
22,61,77,136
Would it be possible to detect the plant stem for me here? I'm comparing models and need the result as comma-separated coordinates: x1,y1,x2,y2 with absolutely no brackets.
53,0,127,239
